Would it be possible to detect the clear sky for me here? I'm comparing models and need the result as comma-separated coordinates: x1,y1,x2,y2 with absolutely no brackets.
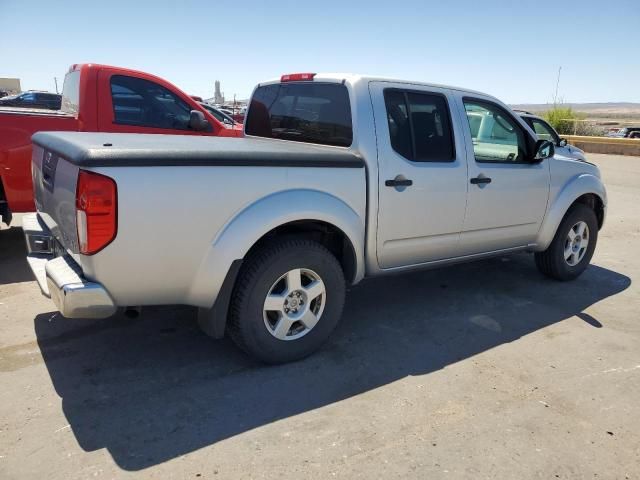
1,0,638,103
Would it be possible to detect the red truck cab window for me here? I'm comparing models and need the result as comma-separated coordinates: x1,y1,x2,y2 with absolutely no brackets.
110,75,210,132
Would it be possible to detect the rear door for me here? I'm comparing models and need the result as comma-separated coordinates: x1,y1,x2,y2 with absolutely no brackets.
456,96,550,254
371,82,469,269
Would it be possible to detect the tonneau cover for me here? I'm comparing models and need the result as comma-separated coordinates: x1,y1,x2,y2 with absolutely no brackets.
32,132,364,168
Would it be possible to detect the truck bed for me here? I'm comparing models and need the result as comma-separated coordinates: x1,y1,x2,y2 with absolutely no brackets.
0,106,73,117
30,131,367,309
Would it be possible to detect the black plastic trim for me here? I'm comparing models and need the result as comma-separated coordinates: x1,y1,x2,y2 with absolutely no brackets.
62,156,364,168
0,177,12,225
197,259,243,339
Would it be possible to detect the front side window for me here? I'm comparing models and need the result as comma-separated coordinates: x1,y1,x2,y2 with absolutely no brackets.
384,89,455,162
464,99,528,163
530,118,559,144
245,82,352,147
110,75,193,130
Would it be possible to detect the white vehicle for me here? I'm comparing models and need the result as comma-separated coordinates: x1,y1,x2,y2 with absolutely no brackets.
517,111,587,162
25,73,607,363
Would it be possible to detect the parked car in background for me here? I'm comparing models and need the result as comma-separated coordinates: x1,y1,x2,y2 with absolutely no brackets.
25,73,606,364
0,90,8,98
517,111,587,162
232,112,245,124
199,102,237,128
0,91,62,110
608,127,640,138
0,63,242,225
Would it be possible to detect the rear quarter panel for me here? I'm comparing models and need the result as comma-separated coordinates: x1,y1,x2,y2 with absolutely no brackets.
80,164,366,308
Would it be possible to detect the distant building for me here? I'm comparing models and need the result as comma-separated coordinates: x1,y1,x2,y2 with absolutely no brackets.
214,80,224,104
0,77,21,94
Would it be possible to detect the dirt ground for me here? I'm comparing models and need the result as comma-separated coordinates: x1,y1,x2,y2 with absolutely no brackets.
1,154,639,479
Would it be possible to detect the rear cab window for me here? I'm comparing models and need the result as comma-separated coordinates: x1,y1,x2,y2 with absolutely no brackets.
245,82,353,147
61,70,80,115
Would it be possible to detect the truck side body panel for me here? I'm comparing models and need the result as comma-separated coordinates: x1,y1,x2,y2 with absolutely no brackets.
30,132,366,308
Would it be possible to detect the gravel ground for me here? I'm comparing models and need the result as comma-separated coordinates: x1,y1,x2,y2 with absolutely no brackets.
1,153,639,479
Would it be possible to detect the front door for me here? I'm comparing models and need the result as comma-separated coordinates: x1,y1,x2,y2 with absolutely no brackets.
457,96,550,255
371,82,469,269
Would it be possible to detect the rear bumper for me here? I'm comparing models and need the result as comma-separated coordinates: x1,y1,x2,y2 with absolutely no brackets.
23,213,117,319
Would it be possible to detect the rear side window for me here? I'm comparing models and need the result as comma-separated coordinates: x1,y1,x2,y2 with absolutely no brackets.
384,89,455,162
61,70,80,115
110,75,193,130
245,82,352,147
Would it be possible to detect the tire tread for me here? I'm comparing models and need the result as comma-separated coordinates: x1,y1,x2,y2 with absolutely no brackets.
227,238,345,362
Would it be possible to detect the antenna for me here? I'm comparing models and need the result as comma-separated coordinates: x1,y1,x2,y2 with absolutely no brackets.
553,66,562,105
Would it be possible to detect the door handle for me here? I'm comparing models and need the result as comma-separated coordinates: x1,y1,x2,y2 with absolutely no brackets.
470,176,492,185
385,178,413,187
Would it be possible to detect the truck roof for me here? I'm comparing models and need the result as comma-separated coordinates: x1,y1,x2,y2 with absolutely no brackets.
257,73,495,100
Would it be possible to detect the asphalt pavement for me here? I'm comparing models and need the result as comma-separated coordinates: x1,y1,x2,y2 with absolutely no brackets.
1,154,638,479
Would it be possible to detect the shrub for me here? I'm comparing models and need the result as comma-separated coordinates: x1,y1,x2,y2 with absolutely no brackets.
543,106,602,136
544,107,581,135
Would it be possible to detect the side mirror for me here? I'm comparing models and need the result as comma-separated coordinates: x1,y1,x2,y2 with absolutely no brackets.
559,138,567,147
533,139,555,162
188,110,209,131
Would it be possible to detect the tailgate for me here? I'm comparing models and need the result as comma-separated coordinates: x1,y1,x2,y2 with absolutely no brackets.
31,143,80,254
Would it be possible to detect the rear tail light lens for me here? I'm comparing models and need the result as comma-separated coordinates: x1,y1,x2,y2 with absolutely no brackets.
280,73,316,82
75,170,117,255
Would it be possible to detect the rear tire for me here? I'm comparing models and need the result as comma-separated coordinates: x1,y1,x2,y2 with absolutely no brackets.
535,203,598,281
228,238,346,364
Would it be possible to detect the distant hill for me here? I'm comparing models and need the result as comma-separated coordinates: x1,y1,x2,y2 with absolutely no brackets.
510,102,640,116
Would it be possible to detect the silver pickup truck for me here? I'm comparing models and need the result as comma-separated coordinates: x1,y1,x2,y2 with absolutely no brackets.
24,73,607,363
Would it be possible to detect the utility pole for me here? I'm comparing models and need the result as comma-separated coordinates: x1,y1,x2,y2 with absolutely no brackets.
553,66,562,106
54,77,59,94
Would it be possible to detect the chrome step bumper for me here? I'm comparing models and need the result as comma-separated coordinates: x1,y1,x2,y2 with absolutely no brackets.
23,213,117,319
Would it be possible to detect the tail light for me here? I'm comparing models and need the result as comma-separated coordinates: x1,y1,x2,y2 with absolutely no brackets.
76,170,117,255
280,73,316,82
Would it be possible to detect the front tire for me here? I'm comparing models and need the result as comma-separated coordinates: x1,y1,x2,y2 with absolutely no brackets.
535,203,598,281
228,239,346,364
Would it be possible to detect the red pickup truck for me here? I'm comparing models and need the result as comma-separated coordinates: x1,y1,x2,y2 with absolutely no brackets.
0,64,242,224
